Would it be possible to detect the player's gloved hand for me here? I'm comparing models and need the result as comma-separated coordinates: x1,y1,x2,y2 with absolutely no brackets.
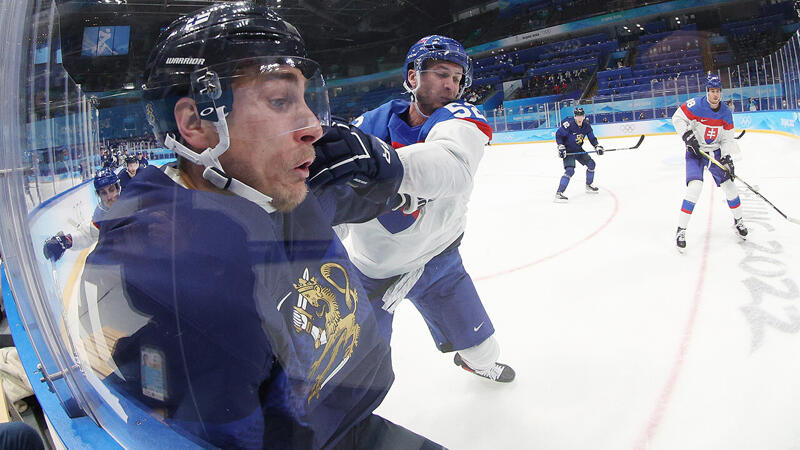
558,144,567,159
682,130,701,158
719,154,735,180
309,118,402,191
43,232,72,261
595,145,604,155
391,193,429,215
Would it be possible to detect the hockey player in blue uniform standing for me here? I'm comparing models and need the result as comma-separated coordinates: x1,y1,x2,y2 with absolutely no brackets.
554,106,604,202
78,4,442,449
672,74,747,252
337,35,515,383
42,169,120,262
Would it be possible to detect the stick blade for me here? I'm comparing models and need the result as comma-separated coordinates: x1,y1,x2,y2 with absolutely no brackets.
788,217,800,226
631,134,645,149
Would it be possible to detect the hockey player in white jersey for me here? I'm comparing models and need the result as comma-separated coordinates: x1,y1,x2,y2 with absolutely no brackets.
338,35,515,382
42,169,121,262
672,74,747,252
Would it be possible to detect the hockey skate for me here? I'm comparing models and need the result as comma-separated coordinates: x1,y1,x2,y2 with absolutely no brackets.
734,218,748,240
676,227,686,253
554,191,568,203
454,353,515,383
585,184,599,194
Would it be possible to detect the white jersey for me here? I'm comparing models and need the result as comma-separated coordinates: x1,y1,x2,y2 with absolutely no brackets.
337,99,492,279
672,94,740,158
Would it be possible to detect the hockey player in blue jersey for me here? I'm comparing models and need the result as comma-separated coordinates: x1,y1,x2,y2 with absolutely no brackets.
673,74,747,252
42,169,120,262
117,155,139,188
337,35,515,383
554,106,604,202
78,4,441,449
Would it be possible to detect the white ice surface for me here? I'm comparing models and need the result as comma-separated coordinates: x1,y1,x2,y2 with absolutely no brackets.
375,131,800,450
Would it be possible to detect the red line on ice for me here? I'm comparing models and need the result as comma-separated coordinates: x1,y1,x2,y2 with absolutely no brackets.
633,188,714,450
474,189,619,282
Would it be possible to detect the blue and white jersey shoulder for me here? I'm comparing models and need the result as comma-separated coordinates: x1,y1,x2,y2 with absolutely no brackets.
680,95,734,130
673,95,736,150
354,99,492,149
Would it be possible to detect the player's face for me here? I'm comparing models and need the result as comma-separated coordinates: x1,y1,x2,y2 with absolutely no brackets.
411,60,463,114
707,88,722,107
575,114,585,126
127,161,138,174
98,183,120,208
222,66,323,211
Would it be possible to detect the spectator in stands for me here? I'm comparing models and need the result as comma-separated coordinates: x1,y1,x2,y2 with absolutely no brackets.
749,98,758,111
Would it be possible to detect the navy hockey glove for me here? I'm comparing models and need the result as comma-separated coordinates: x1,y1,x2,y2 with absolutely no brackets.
558,144,567,159
595,145,604,155
309,119,402,191
391,193,429,215
43,232,72,261
682,130,701,158
719,154,735,180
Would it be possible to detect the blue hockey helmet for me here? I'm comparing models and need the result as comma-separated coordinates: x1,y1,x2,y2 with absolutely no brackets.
93,169,120,192
404,35,472,97
706,74,722,90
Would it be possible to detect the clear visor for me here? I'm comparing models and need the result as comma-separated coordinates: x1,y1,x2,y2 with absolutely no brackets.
189,56,330,142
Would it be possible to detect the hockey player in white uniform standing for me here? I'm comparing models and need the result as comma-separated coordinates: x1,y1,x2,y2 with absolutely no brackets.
337,35,515,382
672,74,747,252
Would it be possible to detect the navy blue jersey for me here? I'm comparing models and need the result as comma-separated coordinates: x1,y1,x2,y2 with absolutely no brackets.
555,116,598,153
81,166,396,449
118,170,135,189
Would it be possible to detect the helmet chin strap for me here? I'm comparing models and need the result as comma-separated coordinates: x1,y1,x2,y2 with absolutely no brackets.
403,78,431,119
164,105,277,212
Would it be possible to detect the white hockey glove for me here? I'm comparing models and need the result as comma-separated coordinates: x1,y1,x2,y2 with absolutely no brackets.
557,144,567,159
595,145,604,155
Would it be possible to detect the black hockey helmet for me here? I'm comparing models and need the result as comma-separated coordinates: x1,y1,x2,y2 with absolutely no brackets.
573,106,585,117
142,2,330,144
124,155,138,164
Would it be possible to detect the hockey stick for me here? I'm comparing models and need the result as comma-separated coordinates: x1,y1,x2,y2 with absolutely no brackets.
566,135,645,156
734,130,746,139
698,148,800,225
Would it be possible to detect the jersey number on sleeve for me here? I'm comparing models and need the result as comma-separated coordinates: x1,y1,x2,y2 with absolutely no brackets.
686,98,696,108
444,103,486,120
